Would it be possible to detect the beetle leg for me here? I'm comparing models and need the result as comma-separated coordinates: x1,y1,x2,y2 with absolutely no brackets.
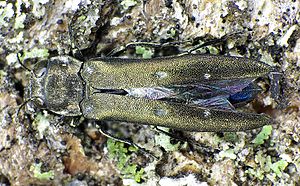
154,127,220,153
106,41,189,57
184,32,245,54
107,32,247,57
98,122,158,159
268,71,283,104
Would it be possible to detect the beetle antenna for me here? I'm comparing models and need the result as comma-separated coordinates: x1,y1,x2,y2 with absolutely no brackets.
16,53,41,78
16,98,32,123
268,71,284,105
16,96,43,123
17,53,32,73
68,20,85,61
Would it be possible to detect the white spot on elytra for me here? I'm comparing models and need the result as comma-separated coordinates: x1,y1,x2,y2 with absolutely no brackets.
85,67,94,74
204,73,211,80
154,108,167,116
84,105,93,115
203,109,211,117
154,71,168,79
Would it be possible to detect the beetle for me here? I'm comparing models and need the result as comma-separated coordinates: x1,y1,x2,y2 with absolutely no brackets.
24,53,274,132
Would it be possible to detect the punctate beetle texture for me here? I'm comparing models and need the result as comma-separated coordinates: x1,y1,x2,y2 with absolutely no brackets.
25,54,276,132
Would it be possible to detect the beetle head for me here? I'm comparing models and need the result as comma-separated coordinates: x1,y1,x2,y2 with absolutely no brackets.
24,59,48,114
25,56,84,116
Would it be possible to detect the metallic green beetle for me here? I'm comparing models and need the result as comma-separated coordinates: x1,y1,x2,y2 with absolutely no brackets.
26,54,274,132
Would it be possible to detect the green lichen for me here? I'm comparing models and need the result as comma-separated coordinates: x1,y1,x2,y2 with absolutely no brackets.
135,46,153,59
7,31,24,44
295,157,300,174
276,25,298,47
14,13,26,29
219,148,237,160
107,139,144,183
32,113,50,139
154,130,179,152
31,0,49,18
223,132,239,144
245,150,289,181
120,0,137,11
20,47,50,61
252,125,272,145
246,158,289,180
6,53,18,65
245,167,265,180
270,159,288,178
259,50,276,66
245,152,272,180
30,162,54,180
0,2,14,27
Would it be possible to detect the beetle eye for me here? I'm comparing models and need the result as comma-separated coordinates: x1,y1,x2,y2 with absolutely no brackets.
36,97,44,106
23,96,45,114
36,67,47,78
